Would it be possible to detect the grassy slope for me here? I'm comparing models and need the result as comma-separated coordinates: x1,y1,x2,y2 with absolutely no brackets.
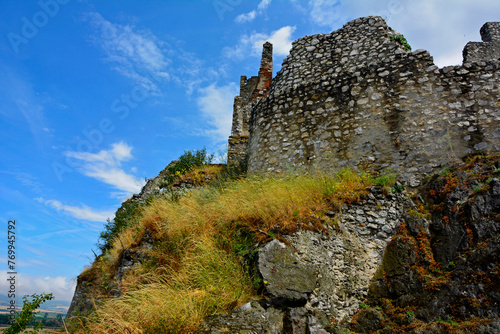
68,167,381,333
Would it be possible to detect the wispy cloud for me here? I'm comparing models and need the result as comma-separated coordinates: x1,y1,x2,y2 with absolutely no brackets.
308,0,342,27
171,50,219,96
35,198,114,222
196,83,238,142
84,12,170,94
32,228,92,241
224,25,296,60
0,171,44,194
64,142,145,194
1,68,49,146
0,270,76,301
235,0,272,23
84,11,222,96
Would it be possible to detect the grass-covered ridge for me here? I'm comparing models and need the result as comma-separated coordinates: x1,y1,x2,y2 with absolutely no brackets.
70,158,393,333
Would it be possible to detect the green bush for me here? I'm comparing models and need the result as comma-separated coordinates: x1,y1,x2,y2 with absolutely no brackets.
98,200,142,251
391,35,412,51
5,293,54,334
162,148,214,187
168,147,213,175
374,172,396,187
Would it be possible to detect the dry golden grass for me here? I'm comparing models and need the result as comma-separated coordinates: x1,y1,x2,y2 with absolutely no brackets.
0,327,63,333
83,234,253,334
142,170,372,237
75,169,376,333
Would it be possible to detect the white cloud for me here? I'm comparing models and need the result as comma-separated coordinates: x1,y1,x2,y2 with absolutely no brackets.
235,0,272,23
382,0,500,67
309,0,342,27
263,26,296,55
36,198,114,222
258,0,272,11
306,0,500,67
64,142,145,194
236,10,257,23
197,83,239,142
1,271,76,302
84,12,170,93
225,25,296,60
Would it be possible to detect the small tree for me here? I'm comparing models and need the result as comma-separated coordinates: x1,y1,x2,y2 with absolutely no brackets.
6,293,54,334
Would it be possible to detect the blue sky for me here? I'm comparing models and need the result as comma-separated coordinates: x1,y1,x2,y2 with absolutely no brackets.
0,0,498,304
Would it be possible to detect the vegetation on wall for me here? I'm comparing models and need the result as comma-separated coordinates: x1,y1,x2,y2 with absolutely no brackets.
390,34,412,51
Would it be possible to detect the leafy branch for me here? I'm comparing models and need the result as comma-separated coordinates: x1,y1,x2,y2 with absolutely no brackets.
5,293,54,334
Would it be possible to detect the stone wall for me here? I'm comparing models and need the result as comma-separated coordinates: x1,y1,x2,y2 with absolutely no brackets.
227,42,273,165
232,17,500,186
285,187,404,321
464,22,500,63
197,187,405,333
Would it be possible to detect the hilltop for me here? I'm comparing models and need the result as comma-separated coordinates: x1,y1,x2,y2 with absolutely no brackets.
65,17,500,333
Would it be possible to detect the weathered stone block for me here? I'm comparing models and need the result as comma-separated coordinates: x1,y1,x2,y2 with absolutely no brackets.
258,239,316,306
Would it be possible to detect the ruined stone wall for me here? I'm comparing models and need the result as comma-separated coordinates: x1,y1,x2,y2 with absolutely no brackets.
464,22,500,63
241,17,499,186
228,42,273,165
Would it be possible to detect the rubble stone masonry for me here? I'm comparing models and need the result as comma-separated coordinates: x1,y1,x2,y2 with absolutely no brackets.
229,16,500,186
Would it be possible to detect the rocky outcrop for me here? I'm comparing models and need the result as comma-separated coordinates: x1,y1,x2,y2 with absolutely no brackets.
65,230,154,321
196,186,405,333
195,157,500,333
65,275,95,321
66,164,219,320
360,156,500,332
67,156,500,332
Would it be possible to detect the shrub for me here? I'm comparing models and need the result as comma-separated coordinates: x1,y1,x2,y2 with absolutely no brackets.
98,200,142,251
374,170,396,187
162,148,214,187
5,293,54,334
391,35,412,51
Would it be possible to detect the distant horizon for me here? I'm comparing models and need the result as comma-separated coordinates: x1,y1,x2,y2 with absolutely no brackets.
1,0,499,304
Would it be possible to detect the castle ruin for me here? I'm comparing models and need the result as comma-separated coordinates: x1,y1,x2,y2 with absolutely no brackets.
228,16,500,186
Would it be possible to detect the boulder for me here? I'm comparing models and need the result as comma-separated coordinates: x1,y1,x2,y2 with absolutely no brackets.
258,240,316,306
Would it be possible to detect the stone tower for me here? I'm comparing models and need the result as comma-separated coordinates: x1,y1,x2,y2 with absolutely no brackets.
227,42,273,166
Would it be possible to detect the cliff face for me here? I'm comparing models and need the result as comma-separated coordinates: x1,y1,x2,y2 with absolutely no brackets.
361,156,500,332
